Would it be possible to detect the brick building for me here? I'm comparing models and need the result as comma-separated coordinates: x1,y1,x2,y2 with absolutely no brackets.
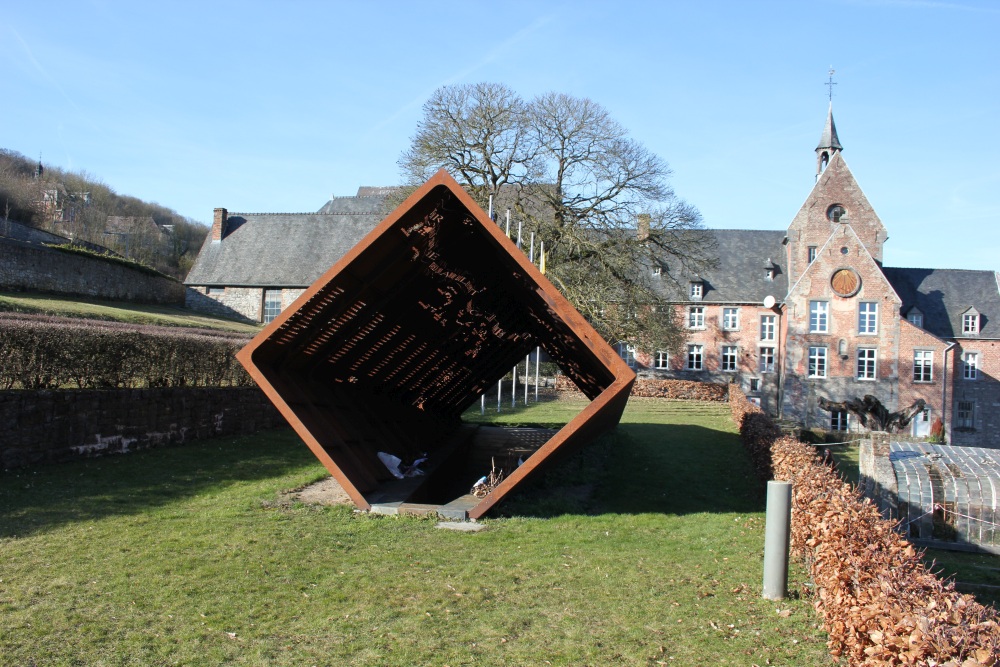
638,105,1000,446
184,107,1000,445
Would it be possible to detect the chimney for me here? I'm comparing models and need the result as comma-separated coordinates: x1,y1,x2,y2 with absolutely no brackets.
211,208,228,241
637,214,651,241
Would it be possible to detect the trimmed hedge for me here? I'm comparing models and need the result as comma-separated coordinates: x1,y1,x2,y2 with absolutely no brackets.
554,375,729,401
0,313,252,389
729,387,1000,665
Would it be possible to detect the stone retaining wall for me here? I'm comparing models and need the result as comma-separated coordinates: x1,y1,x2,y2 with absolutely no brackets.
0,387,284,469
0,237,184,304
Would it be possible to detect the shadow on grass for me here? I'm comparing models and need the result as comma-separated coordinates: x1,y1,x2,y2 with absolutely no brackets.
498,422,766,519
3,406,763,534
0,428,315,538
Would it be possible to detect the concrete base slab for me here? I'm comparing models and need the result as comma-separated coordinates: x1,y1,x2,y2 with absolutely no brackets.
436,521,487,532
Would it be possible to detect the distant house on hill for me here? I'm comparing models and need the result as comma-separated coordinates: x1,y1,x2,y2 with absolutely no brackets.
183,190,388,322
183,107,1000,447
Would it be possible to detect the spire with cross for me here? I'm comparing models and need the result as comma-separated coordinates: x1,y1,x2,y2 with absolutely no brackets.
826,67,837,102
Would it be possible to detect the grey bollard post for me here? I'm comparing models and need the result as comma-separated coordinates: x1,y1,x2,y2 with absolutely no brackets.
762,480,792,600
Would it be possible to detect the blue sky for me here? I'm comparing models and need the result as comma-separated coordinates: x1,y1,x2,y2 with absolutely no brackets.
3,1,998,271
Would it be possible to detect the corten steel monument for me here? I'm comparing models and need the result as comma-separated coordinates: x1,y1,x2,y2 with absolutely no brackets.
237,170,635,519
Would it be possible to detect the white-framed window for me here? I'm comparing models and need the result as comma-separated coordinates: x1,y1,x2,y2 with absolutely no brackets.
858,302,878,335
749,378,760,392
808,246,817,263
957,401,975,429
206,286,225,295
723,307,739,330
963,312,980,334
722,345,738,372
687,344,703,371
765,267,774,281
808,346,827,378
652,266,662,277
759,346,775,373
617,342,637,368
830,409,849,431
748,396,762,407
262,289,283,323
689,282,703,299
760,315,775,341
688,306,705,329
907,311,923,328
914,350,934,383
654,350,669,370
963,352,979,380
809,301,829,333
857,347,877,380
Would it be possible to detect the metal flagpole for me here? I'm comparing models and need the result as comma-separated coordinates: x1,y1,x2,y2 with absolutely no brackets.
511,363,517,408
535,346,540,402
525,354,530,404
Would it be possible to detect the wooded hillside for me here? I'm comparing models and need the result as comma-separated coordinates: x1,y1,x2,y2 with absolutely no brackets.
0,149,207,279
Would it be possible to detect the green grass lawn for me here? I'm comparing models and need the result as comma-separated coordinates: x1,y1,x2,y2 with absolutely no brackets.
0,290,260,334
0,398,831,666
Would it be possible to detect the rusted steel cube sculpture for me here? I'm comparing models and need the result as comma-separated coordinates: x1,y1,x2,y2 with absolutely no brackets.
236,170,635,518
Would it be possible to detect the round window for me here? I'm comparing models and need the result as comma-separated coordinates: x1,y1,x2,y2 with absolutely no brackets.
827,204,847,222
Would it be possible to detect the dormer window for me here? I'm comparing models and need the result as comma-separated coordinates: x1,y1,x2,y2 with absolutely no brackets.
765,268,774,281
689,281,703,299
652,266,662,277
764,258,776,281
907,309,923,329
827,204,847,222
963,310,980,335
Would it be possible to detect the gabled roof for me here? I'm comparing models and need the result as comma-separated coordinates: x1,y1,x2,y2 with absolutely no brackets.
882,267,1000,339
184,211,384,286
653,229,788,303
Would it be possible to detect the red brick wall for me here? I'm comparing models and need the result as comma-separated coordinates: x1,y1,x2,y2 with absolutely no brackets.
950,338,1000,446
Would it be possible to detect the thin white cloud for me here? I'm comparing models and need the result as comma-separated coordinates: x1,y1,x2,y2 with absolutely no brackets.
366,13,555,137
9,27,84,115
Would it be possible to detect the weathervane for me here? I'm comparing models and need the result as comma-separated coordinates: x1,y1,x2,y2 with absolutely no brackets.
826,67,837,101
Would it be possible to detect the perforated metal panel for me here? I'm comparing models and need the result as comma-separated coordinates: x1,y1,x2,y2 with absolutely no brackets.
237,170,635,518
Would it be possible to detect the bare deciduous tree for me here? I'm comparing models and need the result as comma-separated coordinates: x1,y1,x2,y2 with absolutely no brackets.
399,83,716,353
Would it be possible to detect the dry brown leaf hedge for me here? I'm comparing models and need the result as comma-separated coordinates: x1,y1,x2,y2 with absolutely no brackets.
729,387,1000,666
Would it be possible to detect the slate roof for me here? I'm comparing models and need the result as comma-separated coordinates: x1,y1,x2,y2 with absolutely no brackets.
882,267,1000,339
817,102,843,152
316,194,388,215
652,229,789,304
184,211,385,286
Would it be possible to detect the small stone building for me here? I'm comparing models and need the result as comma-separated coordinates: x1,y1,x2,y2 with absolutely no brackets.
184,192,387,322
